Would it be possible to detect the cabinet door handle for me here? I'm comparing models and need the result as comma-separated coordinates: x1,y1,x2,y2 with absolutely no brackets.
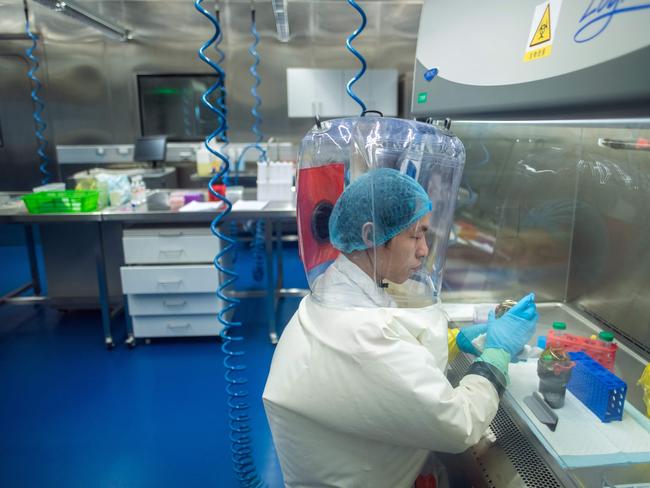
157,279,182,286
158,231,183,237
163,299,187,307
166,323,191,329
159,249,184,256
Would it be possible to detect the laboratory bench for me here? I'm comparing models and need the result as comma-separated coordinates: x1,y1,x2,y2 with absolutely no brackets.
446,302,650,488
0,196,301,349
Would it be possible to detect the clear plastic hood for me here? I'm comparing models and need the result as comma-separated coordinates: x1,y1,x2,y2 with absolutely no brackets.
296,116,465,308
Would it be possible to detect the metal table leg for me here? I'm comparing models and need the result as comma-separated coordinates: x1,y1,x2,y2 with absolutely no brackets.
264,218,278,344
24,224,41,296
273,221,285,333
95,222,114,349
124,294,136,349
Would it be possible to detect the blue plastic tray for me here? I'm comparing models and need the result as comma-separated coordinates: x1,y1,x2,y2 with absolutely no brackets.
567,351,627,422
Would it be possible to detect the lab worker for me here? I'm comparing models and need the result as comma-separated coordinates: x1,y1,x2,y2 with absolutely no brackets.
263,127,538,487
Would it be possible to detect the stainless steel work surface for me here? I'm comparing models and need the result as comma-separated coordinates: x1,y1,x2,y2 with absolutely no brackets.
0,201,295,224
101,201,296,223
3,211,104,223
447,302,650,487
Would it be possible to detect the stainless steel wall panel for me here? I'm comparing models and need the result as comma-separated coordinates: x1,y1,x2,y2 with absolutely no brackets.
0,51,59,190
42,41,115,144
567,125,650,353
378,3,421,40
39,221,123,305
2,0,422,146
442,122,583,304
0,0,28,34
31,1,107,43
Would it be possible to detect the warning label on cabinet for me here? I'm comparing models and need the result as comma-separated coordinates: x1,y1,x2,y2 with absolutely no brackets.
524,0,562,62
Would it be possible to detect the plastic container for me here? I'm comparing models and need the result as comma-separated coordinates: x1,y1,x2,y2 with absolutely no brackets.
257,161,295,202
184,191,204,204
537,347,575,408
22,190,99,213
226,185,244,203
130,175,147,207
196,144,223,177
169,191,185,212
639,363,650,418
552,321,567,331
208,184,227,202
146,190,170,211
547,329,618,371
495,299,517,318
567,351,627,422
32,182,65,193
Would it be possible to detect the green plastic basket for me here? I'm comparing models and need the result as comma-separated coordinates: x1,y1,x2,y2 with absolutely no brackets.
22,190,99,214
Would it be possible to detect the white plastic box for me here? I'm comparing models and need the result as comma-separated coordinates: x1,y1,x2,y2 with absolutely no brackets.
257,161,295,202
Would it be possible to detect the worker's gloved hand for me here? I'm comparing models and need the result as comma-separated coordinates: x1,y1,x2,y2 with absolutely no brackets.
485,292,538,361
456,322,487,356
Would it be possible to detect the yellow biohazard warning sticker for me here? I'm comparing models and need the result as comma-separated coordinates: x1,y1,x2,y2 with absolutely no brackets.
524,0,562,62
530,4,551,47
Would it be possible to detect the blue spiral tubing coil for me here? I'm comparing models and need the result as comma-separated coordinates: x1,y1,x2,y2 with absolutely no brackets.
25,13,52,185
194,1,263,486
239,6,268,283
345,0,367,114
251,220,265,282
214,5,228,148
235,7,268,184
212,6,239,260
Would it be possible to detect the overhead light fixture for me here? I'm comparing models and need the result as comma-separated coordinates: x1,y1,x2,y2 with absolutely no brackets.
271,0,290,42
33,0,131,42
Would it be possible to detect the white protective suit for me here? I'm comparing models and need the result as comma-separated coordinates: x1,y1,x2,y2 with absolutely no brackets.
263,255,500,488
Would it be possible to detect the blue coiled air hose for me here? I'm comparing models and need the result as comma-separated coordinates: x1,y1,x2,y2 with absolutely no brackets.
345,0,367,114
237,5,268,283
194,1,263,486
235,5,268,180
251,220,265,282
24,0,52,185
212,4,239,260
214,5,228,147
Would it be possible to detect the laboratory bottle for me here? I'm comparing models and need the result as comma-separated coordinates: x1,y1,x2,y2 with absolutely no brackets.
537,346,575,409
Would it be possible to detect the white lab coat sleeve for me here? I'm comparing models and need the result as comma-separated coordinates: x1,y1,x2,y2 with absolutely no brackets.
330,327,499,454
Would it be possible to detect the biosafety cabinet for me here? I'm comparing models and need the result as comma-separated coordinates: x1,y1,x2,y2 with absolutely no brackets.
413,1,650,486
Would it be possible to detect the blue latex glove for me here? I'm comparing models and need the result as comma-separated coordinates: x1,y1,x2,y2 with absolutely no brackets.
485,293,538,360
456,323,487,356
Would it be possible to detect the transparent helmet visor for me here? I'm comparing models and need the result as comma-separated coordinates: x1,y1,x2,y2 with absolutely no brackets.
296,117,465,308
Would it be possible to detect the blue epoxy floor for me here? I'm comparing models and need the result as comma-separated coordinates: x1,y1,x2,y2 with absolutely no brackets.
0,227,303,487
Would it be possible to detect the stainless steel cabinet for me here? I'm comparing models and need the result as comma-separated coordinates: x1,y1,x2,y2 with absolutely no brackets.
287,68,398,118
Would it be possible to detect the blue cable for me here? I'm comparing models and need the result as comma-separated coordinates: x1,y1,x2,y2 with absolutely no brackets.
240,5,268,283
212,4,239,263
248,7,266,153
251,220,265,282
345,0,367,114
235,6,268,184
24,3,52,185
194,1,262,486
214,6,228,147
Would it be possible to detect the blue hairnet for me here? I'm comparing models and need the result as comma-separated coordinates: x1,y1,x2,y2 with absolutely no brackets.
329,168,433,253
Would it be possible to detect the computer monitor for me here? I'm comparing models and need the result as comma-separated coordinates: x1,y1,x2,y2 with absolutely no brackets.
137,73,220,141
134,135,167,167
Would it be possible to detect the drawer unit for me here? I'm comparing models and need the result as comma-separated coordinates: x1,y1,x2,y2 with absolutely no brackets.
131,314,223,338
120,265,219,294
123,227,218,264
122,226,225,343
127,293,221,316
